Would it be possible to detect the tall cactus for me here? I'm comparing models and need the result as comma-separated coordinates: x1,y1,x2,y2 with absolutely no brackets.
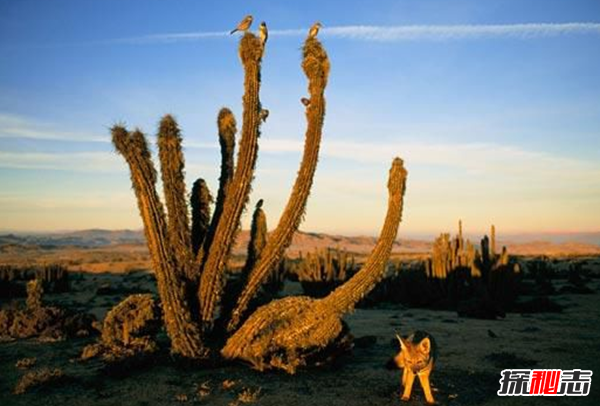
228,36,330,331
222,158,408,373
110,21,407,370
198,33,264,327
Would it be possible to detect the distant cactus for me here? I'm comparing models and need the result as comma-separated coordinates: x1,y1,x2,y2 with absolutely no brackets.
364,221,522,318
26,280,43,311
1,278,96,340
0,265,69,299
111,24,407,371
295,248,356,297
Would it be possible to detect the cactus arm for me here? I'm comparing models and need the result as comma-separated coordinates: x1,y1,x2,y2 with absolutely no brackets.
157,115,195,279
321,158,408,314
112,126,207,358
190,178,213,258
220,200,268,321
244,200,268,273
198,33,263,326
197,108,237,264
222,158,407,373
227,37,330,331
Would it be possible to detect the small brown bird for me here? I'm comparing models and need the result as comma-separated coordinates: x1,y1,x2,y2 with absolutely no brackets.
260,109,269,123
308,22,322,39
301,97,311,107
259,22,268,46
230,15,253,34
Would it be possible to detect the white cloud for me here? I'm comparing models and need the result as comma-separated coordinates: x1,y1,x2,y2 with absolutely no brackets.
322,23,600,41
107,22,600,44
0,151,121,172
2,113,599,189
0,113,105,143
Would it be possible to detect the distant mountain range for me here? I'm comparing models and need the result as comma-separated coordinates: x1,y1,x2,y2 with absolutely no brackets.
1,229,599,257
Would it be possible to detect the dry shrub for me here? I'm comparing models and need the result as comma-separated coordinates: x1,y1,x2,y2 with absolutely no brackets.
14,368,64,395
15,357,37,369
81,294,161,363
236,387,262,404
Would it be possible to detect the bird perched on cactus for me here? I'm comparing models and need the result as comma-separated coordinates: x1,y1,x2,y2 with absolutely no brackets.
259,22,268,46
301,97,311,107
230,15,253,34
260,109,269,123
308,22,322,38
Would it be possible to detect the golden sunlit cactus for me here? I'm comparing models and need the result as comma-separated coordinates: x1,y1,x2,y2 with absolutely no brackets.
221,158,408,373
111,24,406,369
227,36,330,331
112,126,207,358
198,33,264,327
158,115,195,279
198,108,236,261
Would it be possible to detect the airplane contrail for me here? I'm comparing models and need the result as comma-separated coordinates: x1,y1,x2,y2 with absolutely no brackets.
112,22,600,44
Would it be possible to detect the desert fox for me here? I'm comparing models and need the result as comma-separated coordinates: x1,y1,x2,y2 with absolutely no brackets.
394,331,437,404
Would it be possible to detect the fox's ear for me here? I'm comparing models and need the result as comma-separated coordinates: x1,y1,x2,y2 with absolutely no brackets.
396,334,407,350
419,337,431,355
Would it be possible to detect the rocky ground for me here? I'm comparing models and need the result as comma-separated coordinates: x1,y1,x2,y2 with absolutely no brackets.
1,268,599,405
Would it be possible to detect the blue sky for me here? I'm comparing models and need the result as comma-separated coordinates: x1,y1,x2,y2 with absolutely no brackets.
1,0,599,235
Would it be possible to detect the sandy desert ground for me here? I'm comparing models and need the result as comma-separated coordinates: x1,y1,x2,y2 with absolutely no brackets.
1,266,599,406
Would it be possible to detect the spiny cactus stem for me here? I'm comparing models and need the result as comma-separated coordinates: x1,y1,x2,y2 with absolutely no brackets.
198,33,263,326
157,115,195,279
198,108,237,265
322,158,408,314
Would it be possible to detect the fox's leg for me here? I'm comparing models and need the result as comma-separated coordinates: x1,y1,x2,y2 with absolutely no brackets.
402,367,408,387
418,372,435,404
401,370,415,401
